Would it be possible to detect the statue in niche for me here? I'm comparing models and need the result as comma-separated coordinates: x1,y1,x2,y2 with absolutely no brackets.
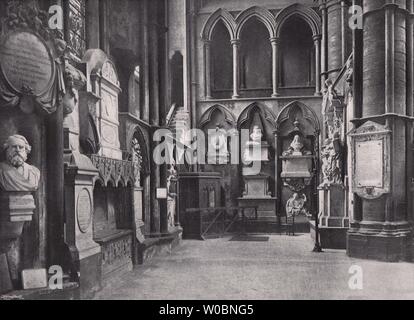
282,135,311,157
0,135,40,192
209,123,229,158
322,78,337,115
286,193,308,218
243,126,267,163
167,163,177,229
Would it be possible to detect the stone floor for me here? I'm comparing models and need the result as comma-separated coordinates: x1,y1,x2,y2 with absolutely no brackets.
94,234,414,300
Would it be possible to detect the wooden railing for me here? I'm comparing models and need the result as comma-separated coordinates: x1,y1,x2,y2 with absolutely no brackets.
184,206,257,240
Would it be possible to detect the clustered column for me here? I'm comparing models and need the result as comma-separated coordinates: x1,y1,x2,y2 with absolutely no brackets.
347,0,413,262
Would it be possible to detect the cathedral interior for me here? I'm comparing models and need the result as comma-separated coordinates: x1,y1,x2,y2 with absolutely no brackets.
0,0,413,299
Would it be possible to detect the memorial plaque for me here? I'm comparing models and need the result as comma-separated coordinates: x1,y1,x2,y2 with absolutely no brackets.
0,31,54,95
355,140,383,188
77,189,92,233
350,121,391,199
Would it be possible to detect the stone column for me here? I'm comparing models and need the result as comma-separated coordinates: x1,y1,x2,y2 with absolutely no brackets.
326,0,344,80
86,0,100,49
320,2,328,92
231,39,240,99
204,40,212,99
313,35,322,96
270,37,280,97
347,0,412,262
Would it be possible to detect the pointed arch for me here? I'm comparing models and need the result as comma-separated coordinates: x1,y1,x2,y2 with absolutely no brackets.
238,102,276,129
235,6,276,39
199,104,236,128
276,101,320,134
128,124,150,177
275,4,321,38
201,8,236,41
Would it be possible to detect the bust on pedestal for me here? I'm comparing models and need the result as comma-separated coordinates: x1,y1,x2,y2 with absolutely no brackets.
0,135,39,226
0,135,40,294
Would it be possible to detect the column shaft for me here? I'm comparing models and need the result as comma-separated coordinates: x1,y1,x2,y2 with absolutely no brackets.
204,41,212,99
271,37,280,97
314,35,322,96
232,40,240,99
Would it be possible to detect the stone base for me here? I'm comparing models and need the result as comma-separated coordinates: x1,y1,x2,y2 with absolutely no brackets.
0,282,80,300
237,197,277,219
77,251,102,299
0,254,12,295
137,227,182,265
347,229,412,262
310,221,347,249
94,230,133,281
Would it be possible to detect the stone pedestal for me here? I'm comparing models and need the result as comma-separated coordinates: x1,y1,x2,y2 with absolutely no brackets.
64,152,101,299
316,184,349,249
239,175,276,219
0,191,36,293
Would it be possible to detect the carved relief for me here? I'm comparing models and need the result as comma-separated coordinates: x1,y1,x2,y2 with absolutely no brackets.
320,136,342,185
286,193,308,218
89,154,135,187
101,236,132,275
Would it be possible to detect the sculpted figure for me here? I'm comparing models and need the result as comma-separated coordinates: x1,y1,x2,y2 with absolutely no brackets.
249,126,263,144
320,138,342,185
210,124,228,156
0,135,40,191
283,135,310,156
286,193,308,218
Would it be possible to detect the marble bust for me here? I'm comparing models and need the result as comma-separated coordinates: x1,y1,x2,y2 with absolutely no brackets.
248,126,263,145
0,135,40,192
283,135,307,156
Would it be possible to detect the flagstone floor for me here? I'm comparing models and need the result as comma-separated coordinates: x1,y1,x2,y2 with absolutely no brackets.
94,234,414,300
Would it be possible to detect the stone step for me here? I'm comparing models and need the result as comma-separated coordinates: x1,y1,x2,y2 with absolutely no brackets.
232,218,311,234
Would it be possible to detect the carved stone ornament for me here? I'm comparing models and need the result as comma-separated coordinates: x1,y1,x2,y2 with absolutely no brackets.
286,192,308,218
350,121,391,200
320,137,342,185
89,154,135,187
0,0,67,114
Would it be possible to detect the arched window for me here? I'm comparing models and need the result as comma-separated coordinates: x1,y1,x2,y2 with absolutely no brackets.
211,21,233,99
239,18,272,98
280,17,315,94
